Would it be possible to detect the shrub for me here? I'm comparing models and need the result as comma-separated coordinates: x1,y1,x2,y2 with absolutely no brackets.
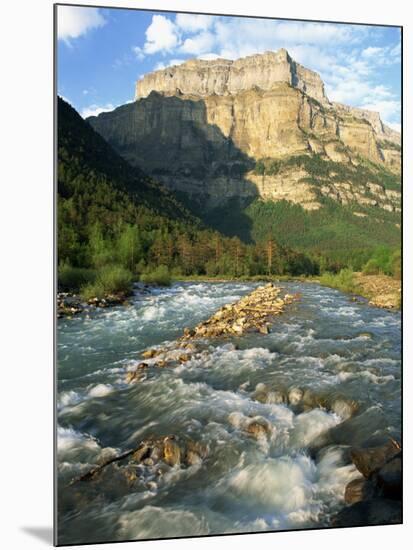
80,264,132,299
80,281,106,300
255,160,265,175
97,264,133,293
362,258,382,275
391,249,401,279
58,262,96,292
140,265,171,286
319,268,359,294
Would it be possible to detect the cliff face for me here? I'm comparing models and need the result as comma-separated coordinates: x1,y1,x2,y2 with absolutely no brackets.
89,49,400,213
136,49,328,105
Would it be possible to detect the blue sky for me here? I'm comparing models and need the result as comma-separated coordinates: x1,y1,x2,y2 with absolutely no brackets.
57,5,401,130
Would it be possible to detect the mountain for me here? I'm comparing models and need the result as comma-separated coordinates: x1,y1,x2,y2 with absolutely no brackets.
57,95,199,267
58,96,196,222
87,50,401,263
57,96,318,278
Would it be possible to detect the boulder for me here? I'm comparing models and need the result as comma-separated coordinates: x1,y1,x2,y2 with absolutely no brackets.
126,370,144,384
344,477,375,504
351,439,401,478
332,498,402,527
375,453,402,500
131,444,151,463
245,417,272,439
163,436,181,466
288,387,304,406
142,349,157,359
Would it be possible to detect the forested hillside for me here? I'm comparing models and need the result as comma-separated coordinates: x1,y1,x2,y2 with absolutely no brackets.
57,97,318,297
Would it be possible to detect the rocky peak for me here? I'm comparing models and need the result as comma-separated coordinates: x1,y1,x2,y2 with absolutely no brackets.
135,48,329,105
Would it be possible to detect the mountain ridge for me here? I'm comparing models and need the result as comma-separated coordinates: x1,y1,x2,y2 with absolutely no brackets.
89,49,400,214
86,50,400,263
134,48,399,146
136,49,329,106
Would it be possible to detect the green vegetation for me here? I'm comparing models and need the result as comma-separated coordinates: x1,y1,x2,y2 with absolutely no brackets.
362,247,401,278
253,153,400,192
206,197,400,271
58,99,400,300
58,263,96,292
57,98,318,296
378,139,401,152
80,265,133,300
319,269,360,294
140,265,171,286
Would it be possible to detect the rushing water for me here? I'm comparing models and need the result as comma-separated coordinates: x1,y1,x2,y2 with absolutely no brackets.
57,281,401,545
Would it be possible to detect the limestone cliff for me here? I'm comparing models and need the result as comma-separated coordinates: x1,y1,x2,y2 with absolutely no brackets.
89,49,401,213
136,49,329,106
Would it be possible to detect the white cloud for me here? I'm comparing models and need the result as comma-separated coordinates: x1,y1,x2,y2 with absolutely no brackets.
175,13,214,33
154,61,166,71
154,59,186,71
362,99,401,124
132,14,400,126
198,53,221,61
132,46,145,61
362,46,383,58
58,6,106,43
386,122,401,133
143,15,180,54
81,103,116,118
169,59,186,66
360,43,401,66
275,21,361,45
287,45,337,72
180,31,215,55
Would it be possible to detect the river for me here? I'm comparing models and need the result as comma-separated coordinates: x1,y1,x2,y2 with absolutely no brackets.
56,281,401,545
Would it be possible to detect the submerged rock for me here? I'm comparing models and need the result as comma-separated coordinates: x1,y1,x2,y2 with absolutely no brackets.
375,452,402,500
344,477,376,504
142,349,158,359
125,362,149,383
245,418,272,439
70,434,208,493
228,411,273,440
125,370,143,384
288,387,304,406
163,436,181,466
333,498,402,527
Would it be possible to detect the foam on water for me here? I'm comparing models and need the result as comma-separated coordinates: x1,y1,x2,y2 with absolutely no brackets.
290,409,341,448
57,280,401,544
88,383,114,397
118,506,210,539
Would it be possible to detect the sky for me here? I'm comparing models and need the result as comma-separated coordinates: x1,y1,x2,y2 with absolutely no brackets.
56,4,401,131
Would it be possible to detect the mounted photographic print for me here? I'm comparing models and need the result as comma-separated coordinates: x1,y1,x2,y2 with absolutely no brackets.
55,3,402,546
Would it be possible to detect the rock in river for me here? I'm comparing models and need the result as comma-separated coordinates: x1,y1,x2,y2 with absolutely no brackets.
333,498,402,527
350,438,401,478
163,436,181,466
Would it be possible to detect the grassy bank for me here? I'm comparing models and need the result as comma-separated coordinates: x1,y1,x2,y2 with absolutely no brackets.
318,269,361,295
58,263,133,299
316,269,401,309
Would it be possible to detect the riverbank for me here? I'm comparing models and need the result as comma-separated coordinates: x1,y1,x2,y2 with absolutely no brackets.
176,272,401,310
315,271,401,310
354,273,401,309
57,289,133,318
58,269,401,319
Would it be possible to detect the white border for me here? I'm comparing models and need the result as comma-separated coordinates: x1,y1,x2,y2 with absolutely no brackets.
1,0,411,548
